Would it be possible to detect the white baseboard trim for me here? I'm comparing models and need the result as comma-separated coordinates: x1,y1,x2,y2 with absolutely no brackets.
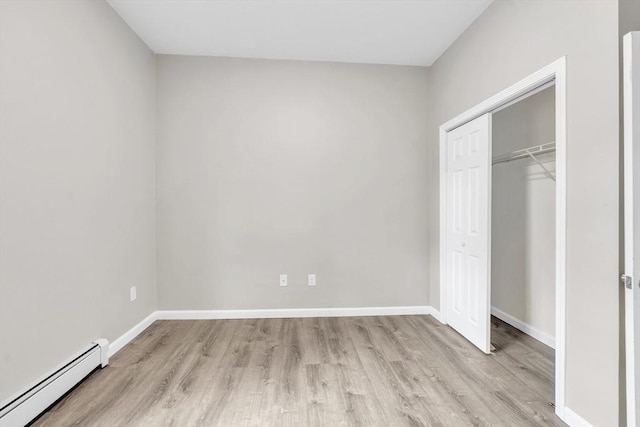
156,306,434,320
428,307,445,324
108,311,158,358
560,406,593,427
491,306,555,349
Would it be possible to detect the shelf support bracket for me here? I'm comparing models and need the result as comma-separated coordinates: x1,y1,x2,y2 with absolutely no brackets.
525,150,556,181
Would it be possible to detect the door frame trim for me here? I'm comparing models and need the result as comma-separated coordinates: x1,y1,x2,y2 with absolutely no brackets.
623,31,639,427
438,57,567,420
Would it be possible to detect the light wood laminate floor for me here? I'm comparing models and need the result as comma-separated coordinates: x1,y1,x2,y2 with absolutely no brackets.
33,315,565,426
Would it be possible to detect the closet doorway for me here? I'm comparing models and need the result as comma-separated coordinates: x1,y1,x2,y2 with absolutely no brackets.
491,85,556,350
438,58,567,419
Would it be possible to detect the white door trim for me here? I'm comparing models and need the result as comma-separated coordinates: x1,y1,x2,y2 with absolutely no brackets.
438,57,567,421
623,31,640,427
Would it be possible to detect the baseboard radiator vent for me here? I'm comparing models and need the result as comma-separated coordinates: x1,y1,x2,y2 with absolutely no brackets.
0,339,109,427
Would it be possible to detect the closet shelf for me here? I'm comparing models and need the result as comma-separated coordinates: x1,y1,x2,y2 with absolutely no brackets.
492,141,556,181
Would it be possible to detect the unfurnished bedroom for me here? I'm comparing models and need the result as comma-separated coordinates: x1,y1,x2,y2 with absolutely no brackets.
0,1,639,426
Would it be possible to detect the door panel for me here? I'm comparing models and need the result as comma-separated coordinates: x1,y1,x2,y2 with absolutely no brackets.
623,31,640,427
445,114,492,354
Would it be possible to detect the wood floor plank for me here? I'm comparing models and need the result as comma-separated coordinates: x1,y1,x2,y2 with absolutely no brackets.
31,316,566,427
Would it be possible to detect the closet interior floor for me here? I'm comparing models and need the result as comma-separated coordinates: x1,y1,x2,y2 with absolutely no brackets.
32,315,565,426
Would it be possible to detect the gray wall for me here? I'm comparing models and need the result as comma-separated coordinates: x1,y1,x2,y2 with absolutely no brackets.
156,56,430,310
0,0,156,402
491,87,555,339
428,1,620,425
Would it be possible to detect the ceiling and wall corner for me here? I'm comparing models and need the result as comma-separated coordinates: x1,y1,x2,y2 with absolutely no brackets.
106,0,493,66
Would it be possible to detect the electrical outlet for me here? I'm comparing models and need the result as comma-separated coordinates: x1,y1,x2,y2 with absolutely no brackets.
130,286,137,302
308,274,316,287
280,274,287,287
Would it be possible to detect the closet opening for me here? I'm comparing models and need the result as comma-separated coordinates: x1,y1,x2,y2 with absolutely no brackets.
438,57,567,419
490,84,556,393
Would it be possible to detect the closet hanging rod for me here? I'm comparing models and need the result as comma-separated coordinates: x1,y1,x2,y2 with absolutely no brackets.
492,142,556,165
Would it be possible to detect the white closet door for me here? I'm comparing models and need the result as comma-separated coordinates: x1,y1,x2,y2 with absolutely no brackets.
623,31,640,427
445,113,491,354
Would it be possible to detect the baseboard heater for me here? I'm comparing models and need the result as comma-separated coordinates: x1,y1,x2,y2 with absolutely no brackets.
0,339,109,427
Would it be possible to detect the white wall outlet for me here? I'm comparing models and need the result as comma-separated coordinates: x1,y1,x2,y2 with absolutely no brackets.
130,286,137,302
308,274,316,287
280,274,287,287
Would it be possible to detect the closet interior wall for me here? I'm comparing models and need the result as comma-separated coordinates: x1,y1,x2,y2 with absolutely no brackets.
491,87,556,341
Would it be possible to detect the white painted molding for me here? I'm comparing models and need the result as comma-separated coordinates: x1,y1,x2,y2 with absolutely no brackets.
427,307,445,324
439,57,566,133
561,406,593,427
491,307,555,349
623,31,640,427
108,311,158,358
156,306,434,320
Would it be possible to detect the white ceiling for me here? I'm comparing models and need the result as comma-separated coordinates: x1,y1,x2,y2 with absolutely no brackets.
107,0,493,67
